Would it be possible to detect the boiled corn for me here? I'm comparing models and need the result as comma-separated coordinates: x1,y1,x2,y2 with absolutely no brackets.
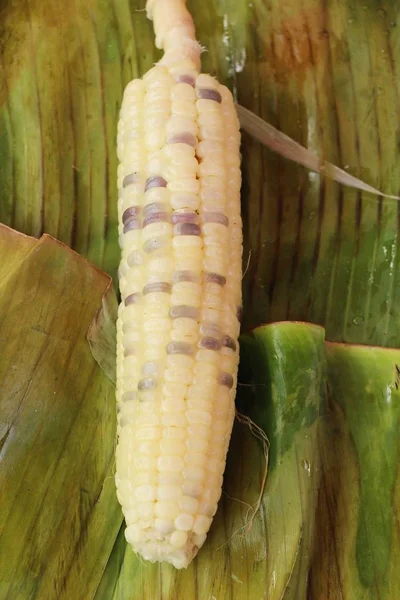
115,0,242,569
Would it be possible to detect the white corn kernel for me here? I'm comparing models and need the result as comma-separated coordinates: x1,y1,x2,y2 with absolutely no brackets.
187,410,212,426
170,530,188,549
125,524,142,544
175,514,194,531
155,519,174,534
155,503,178,520
184,452,207,467
182,481,203,499
170,193,200,210
158,456,185,472
162,382,188,398
179,495,199,514
193,515,212,535
164,367,193,383
134,473,158,487
157,485,182,501
135,427,161,441
135,485,157,502
187,398,213,413
162,413,187,427
124,509,138,524
199,502,217,518
186,437,208,454
162,427,186,440
183,466,204,482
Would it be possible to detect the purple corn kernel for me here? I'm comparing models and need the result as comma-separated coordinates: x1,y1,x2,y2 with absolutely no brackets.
222,335,237,352
196,88,222,103
219,372,234,388
145,176,167,191
166,341,195,355
143,282,172,295
124,293,141,306
176,74,196,86
199,337,221,351
122,206,140,224
123,217,141,233
171,211,199,224
167,132,197,147
143,202,170,216
169,305,200,319
174,222,201,236
201,211,229,226
143,212,171,227
173,270,201,284
138,377,157,391
122,391,137,402
123,172,139,188
205,272,226,286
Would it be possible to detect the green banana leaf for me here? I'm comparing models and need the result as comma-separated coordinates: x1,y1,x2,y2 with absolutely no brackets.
1,0,400,598
310,342,400,599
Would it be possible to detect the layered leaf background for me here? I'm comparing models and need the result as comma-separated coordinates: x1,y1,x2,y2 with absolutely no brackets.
1,0,400,598
0,227,120,599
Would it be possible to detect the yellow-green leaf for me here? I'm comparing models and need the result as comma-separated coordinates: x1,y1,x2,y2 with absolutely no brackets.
0,225,122,599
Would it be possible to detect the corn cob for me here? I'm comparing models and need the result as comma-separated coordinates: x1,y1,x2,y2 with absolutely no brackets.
115,0,242,569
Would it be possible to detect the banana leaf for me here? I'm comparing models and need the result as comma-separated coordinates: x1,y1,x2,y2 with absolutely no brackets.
1,0,400,598
309,342,400,599
0,225,121,599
